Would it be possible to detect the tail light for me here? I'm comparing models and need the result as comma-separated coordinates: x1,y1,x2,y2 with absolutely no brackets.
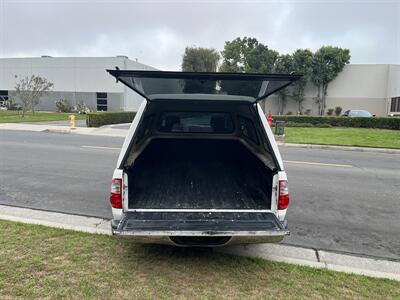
110,178,122,209
278,180,289,210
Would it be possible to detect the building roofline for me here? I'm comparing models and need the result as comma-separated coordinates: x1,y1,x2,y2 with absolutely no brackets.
0,56,157,70
0,56,138,61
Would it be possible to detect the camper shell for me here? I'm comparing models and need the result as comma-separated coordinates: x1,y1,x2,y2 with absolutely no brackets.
107,70,300,246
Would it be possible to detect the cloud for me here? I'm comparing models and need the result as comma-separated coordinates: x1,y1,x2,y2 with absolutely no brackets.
0,0,399,70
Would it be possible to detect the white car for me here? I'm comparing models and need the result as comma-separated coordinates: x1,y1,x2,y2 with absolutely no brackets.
107,70,300,246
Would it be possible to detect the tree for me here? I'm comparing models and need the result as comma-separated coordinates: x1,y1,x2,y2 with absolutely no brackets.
181,47,220,93
14,75,54,117
274,54,294,115
181,46,220,72
291,49,314,114
220,37,278,73
310,46,350,115
220,37,279,96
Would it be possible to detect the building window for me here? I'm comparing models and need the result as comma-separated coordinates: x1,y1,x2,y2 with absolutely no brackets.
96,92,107,111
0,90,9,107
390,97,400,112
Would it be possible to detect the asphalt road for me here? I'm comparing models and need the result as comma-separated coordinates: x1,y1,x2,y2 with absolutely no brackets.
1,130,399,260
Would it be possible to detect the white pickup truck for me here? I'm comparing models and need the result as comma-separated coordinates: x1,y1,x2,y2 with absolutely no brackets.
107,70,300,246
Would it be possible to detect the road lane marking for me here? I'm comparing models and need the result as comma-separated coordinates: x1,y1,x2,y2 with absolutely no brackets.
81,145,120,150
283,160,353,168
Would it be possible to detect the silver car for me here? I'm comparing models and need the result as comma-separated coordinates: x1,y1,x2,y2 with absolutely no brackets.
342,110,373,117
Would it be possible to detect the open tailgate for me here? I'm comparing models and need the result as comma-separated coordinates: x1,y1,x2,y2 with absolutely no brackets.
112,211,289,245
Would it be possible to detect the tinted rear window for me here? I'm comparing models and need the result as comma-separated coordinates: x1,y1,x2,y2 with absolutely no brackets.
107,70,301,102
158,112,234,133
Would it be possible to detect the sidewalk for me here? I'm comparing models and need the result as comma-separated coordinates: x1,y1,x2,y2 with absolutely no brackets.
0,204,399,281
0,122,128,137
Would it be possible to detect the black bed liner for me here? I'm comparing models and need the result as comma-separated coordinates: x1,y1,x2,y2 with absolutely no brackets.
127,139,273,210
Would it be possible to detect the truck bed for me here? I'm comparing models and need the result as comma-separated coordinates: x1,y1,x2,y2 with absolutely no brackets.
126,139,273,210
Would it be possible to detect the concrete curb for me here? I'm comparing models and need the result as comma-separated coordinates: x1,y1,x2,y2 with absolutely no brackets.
278,142,400,154
217,244,400,281
0,205,110,235
0,205,399,281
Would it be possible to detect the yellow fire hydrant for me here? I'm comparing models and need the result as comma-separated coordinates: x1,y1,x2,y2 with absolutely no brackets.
69,114,76,129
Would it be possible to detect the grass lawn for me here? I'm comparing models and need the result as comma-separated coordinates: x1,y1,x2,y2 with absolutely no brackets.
0,110,86,123
0,220,399,299
285,127,400,149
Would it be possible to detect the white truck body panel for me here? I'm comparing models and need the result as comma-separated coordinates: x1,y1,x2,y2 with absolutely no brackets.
117,100,147,168
257,103,284,170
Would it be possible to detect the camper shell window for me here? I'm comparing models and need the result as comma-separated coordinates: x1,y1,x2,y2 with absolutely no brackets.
158,112,234,133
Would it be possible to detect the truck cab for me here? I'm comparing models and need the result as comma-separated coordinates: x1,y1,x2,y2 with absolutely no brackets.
107,70,300,246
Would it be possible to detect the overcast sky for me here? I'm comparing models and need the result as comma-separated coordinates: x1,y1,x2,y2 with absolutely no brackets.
0,0,399,70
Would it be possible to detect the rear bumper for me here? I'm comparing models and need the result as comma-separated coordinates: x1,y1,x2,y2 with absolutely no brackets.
110,232,286,246
111,211,289,246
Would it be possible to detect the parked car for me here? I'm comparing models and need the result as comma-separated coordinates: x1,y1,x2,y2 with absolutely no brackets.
342,110,373,117
107,70,301,247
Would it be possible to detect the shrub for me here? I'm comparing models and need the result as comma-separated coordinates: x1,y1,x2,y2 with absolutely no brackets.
73,101,91,114
86,111,136,127
334,106,343,116
6,98,22,110
304,109,312,116
326,108,334,116
272,115,400,130
286,111,293,115
55,99,72,113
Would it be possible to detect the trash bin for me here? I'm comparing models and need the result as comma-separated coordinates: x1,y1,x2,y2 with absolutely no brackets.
275,121,285,136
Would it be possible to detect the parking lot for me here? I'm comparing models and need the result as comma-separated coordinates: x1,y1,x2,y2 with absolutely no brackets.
1,129,399,260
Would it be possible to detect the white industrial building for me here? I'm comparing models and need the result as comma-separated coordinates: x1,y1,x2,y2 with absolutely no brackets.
0,56,156,112
264,64,400,116
0,57,399,116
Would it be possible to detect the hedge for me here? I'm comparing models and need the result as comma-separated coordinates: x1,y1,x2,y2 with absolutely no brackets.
85,112,400,129
273,116,400,130
86,111,136,127
285,122,332,128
